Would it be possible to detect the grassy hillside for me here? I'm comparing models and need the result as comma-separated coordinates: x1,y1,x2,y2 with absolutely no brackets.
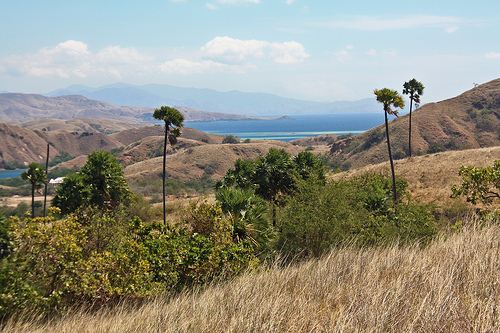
330,78,500,169
0,123,62,168
124,140,305,182
333,146,500,207
19,117,150,133
5,219,499,332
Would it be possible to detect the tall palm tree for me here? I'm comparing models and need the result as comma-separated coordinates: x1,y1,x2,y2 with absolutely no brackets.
403,79,424,157
152,106,184,225
374,88,405,202
21,163,47,218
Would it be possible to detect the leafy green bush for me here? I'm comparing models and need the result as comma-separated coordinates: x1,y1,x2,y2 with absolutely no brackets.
0,203,258,318
276,174,437,259
427,143,446,154
222,135,240,144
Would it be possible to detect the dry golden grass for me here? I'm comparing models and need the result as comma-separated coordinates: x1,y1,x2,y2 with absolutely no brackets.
332,146,500,206
4,217,500,332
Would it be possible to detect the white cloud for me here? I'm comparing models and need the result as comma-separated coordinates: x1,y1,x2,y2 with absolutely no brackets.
320,15,465,31
1,38,308,80
0,40,154,79
201,36,309,64
366,49,377,56
269,41,309,64
286,0,295,4
486,52,500,59
205,3,218,9
445,26,459,33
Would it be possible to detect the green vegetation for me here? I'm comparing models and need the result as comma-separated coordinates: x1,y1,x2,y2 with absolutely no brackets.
21,163,47,218
0,206,256,318
48,152,74,167
52,151,131,214
222,135,239,144
277,174,436,259
451,159,500,204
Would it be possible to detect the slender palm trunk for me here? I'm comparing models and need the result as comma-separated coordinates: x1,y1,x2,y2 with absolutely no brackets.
408,97,413,158
385,110,397,202
31,183,35,218
44,143,49,217
162,126,169,225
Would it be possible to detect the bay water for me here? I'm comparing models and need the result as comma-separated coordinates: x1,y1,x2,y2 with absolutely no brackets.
186,113,388,142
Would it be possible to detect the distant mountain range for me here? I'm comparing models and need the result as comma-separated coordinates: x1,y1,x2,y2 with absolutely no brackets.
46,83,380,116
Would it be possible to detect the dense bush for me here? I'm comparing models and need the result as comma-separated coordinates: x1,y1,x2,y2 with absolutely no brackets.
0,203,258,317
276,174,437,259
222,135,240,144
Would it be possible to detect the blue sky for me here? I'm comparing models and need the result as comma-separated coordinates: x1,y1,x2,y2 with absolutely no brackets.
1,0,499,104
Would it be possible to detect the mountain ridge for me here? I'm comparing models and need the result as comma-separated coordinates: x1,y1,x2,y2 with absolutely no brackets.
46,83,380,116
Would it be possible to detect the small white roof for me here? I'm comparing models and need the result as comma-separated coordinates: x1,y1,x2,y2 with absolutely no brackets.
49,177,65,184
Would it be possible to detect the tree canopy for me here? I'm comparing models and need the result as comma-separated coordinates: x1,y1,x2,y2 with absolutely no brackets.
52,151,130,214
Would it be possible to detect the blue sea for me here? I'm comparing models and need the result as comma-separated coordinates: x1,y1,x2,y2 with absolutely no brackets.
186,113,388,142
0,169,25,179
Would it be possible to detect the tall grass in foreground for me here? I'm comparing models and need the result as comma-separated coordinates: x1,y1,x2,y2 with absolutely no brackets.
4,217,500,332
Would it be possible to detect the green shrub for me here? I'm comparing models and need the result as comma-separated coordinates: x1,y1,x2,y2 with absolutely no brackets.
222,135,239,144
276,174,437,260
427,143,446,154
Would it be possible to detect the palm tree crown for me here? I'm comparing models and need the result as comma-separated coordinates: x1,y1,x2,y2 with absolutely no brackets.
21,163,47,218
403,79,424,107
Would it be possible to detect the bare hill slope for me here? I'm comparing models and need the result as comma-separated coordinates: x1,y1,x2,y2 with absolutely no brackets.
109,126,223,146
330,78,500,169
0,93,149,122
0,123,61,167
124,141,305,182
19,118,149,133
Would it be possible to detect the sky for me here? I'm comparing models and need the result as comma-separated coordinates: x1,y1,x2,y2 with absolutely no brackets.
1,0,499,104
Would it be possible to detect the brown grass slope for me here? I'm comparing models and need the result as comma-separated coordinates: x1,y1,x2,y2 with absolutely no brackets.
330,78,500,169
36,130,123,158
109,126,224,146
0,123,61,167
124,141,305,182
332,146,500,208
0,93,150,122
19,118,149,134
118,137,204,166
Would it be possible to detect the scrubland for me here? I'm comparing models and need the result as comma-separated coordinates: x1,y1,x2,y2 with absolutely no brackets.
3,215,500,332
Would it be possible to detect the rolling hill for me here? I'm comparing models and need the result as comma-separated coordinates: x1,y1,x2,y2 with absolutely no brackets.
329,78,500,169
0,93,289,124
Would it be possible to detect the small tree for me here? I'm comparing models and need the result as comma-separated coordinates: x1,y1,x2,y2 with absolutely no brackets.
451,160,500,205
153,106,184,225
52,151,130,214
374,88,405,202
403,79,424,157
21,163,47,218
222,135,240,144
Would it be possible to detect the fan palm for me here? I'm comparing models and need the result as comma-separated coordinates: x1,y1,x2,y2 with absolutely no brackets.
374,88,405,202
153,106,184,225
403,79,424,157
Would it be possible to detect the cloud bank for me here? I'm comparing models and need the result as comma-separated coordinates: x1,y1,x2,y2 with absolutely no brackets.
0,37,309,79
